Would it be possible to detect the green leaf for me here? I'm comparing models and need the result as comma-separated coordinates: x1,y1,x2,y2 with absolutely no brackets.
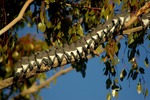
101,7,105,18
104,61,111,76
132,71,138,80
114,0,121,5
40,11,44,22
112,90,118,98
12,51,19,60
130,0,137,6
120,69,127,81
95,45,103,54
46,21,52,28
139,67,145,74
3,44,8,52
127,69,133,79
137,83,142,94
111,67,116,76
45,0,50,4
77,24,83,37
107,92,111,100
128,35,134,45
106,78,112,89
144,88,148,98
112,57,120,66
144,57,149,67
112,84,120,91
38,22,46,32
50,0,55,3
56,21,61,30
0,56,3,63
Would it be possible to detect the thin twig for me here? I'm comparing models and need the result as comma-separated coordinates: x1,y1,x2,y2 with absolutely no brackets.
19,67,73,96
0,0,33,35
124,1,150,27
123,26,143,35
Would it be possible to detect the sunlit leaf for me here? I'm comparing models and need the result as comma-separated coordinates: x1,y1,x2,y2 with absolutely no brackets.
101,7,105,18
12,51,19,60
76,24,84,37
128,35,134,46
0,56,3,63
130,0,136,6
144,57,149,67
40,11,44,22
50,0,55,2
56,21,61,30
3,44,8,52
89,10,95,15
120,69,127,81
107,92,111,100
5,60,11,72
114,78,118,83
46,21,52,28
70,35,80,42
137,83,142,94
95,45,104,54
145,88,148,98
114,0,121,5
112,90,118,98
38,22,46,32
45,0,50,4
112,57,120,66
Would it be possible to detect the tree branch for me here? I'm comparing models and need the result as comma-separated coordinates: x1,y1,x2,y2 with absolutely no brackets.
14,66,74,98
12,25,142,96
123,26,143,35
124,1,150,27
0,0,33,35
12,50,104,97
0,24,148,90
0,1,149,90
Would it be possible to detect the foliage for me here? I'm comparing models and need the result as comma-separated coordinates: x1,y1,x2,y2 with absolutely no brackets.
0,0,149,100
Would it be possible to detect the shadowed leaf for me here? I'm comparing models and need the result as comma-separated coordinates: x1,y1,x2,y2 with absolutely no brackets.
106,78,112,89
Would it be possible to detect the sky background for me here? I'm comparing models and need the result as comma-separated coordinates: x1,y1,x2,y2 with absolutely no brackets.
16,2,150,100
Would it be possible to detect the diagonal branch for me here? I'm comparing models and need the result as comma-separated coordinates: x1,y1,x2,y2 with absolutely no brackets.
12,25,147,96
12,49,105,98
0,24,146,90
15,66,74,97
0,0,33,35
0,1,150,90
124,1,150,27
0,24,148,90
